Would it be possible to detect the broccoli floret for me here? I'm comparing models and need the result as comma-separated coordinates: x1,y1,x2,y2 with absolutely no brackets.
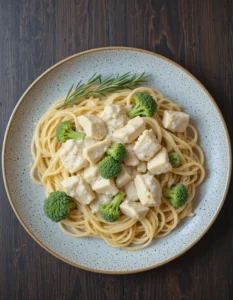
127,92,157,119
106,143,126,162
169,152,181,168
98,156,122,179
99,192,125,222
163,184,188,208
56,121,84,142
43,191,76,222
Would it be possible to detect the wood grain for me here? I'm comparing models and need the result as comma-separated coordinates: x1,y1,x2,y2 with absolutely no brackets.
0,0,233,299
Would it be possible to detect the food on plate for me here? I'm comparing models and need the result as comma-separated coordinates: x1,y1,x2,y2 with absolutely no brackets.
169,152,181,168
83,139,111,164
56,120,85,142
133,129,161,161
113,116,145,143
127,92,157,118
30,72,205,250
99,191,125,222
120,200,149,220
77,114,107,140
106,143,127,162
162,110,189,133
97,156,122,179
147,147,172,175
43,191,76,222
162,184,188,209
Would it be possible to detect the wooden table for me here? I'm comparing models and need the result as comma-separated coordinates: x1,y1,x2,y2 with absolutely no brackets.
0,0,233,299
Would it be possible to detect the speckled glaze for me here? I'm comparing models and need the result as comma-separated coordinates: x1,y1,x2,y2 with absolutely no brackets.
2,47,232,274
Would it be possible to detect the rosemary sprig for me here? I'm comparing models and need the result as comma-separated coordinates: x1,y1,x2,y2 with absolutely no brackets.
56,72,148,109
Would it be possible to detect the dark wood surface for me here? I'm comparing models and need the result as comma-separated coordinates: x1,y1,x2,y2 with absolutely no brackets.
0,0,233,299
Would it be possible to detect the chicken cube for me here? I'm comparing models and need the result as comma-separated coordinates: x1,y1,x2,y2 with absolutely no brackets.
116,165,132,188
82,164,99,185
98,104,128,137
124,180,138,201
137,161,147,173
126,166,139,178
61,175,95,205
83,139,111,164
162,110,189,133
147,147,172,175
124,144,140,166
89,199,100,214
120,200,149,220
133,129,161,161
134,173,162,207
89,193,112,213
113,116,145,143
59,139,88,173
78,114,107,140
92,177,119,195
96,193,112,204
84,137,97,147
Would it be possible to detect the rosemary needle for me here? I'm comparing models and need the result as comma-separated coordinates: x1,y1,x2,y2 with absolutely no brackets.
56,72,148,109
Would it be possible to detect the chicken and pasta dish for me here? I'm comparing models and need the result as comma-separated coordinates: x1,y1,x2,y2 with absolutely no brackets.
30,73,205,250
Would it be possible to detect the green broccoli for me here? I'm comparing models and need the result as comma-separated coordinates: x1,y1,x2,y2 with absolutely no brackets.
106,143,126,162
169,152,181,168
56,121,84,142
99,192,125,222
163,184,188,208
43,191,76,222
98,156,122,179
127,92,157,119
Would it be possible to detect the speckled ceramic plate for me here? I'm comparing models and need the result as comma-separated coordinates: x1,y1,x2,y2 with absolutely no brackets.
2,47,232,274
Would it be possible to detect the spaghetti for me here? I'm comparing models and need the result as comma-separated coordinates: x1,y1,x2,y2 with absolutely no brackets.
30,87,205,250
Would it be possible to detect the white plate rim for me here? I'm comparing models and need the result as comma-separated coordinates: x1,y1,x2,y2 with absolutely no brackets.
2,47,232,274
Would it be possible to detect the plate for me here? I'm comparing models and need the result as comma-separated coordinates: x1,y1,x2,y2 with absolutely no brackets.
2,47,232,274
